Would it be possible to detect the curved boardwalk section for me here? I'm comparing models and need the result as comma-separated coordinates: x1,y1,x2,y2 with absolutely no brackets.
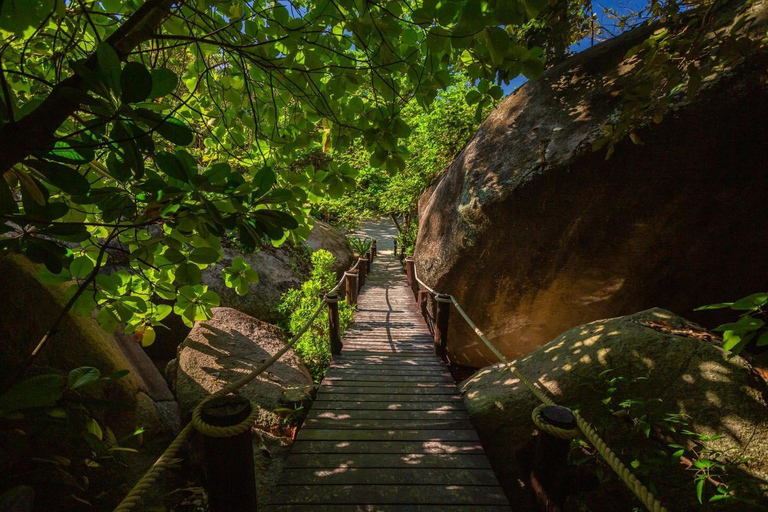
268,225,510,511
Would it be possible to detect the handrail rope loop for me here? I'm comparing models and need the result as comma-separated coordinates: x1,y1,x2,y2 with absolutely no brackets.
113,249,370,511
531,405,580,440
411,264,668,512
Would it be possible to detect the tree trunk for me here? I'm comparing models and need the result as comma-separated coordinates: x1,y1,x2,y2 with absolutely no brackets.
0,0,178,173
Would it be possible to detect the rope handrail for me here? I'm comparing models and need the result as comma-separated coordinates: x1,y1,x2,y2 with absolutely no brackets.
411,264,668,512
114,251,370,512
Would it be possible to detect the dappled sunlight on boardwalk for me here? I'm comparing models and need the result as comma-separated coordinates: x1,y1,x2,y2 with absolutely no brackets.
267,220,510,510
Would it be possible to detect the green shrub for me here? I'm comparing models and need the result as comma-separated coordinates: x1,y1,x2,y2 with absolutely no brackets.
278,249,353,382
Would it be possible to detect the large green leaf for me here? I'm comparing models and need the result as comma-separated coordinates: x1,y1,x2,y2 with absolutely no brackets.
121,62,153,103
0,374,65,415
148,68,179,99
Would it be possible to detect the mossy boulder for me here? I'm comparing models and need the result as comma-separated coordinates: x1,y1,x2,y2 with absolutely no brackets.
461,308,768,510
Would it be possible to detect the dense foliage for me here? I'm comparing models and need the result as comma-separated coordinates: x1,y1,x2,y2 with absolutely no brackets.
313,76,495,227
0,0,566,377
277,249,353,381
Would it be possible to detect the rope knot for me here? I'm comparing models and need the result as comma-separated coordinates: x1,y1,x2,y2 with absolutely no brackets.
531,404,580,440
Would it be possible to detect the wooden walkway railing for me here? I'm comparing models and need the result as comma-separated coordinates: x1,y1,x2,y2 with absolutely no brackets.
267,247,510,510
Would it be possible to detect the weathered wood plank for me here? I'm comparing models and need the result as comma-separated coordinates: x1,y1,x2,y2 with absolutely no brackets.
266,505,512,512
270,485,508,505
285,453,492,469
317,386,459,395
290,440,485,455
303,419,475,430
297,429,480,442
306,409,470,420
311,400,465,411
320,380,455,387
314,393,462,402
278,468,501,486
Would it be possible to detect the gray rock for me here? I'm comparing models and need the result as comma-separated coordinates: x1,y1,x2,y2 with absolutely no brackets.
201,220,352,324
415,3,768,366
461,308,768,510
169,307,313,430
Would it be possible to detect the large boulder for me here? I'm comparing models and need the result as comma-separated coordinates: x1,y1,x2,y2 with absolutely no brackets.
415,4,768,366
201,219,352,325
167,307,313,429
0,255,177,436
462,308,768,510
0,255,180,508
166,307,313,505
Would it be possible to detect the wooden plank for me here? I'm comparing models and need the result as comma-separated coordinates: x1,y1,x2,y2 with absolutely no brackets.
303,419,475,430
317,386,459,395
290,441,485,455
278,468,500,486
266,505,512,512
314,393,462,402
311,400,465,411
306,409,470,420
320,381,454,388
269,485,508,505
297,429,480,442
285,453,492,469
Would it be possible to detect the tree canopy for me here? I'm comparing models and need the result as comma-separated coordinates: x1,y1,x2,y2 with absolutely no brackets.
0,0,760,365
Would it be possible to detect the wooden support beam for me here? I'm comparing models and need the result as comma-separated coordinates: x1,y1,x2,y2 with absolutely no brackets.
326,294,343,356
434,294,451,359
345,270,358,306
201,395,257,512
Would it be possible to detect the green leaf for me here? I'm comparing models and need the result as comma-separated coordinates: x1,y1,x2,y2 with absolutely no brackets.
86,417,103,440
67,367,101,390
0,374,65,415
731,293,768,311
121,62,153,103
757,331,768,347
155,151,188,181
154,116,194,146
43,141,95,165
189,247,220,264
28,160,90,195
70,256,95,278
696,478,705,504
96,42,121,93
148,68,178,99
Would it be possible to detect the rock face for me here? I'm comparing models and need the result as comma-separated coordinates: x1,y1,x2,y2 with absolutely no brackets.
167,307,313,429
462,308,768,510
202,219,352,324
0,255,178,436
415,4,768,367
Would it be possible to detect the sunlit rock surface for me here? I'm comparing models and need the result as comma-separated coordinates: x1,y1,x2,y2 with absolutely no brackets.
167,307,313,503
415,3,768,366
202,219,353,324
168,307,312,428
462,308,768,510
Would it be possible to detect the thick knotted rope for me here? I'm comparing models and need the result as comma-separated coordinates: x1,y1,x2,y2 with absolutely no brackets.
412,264,668,512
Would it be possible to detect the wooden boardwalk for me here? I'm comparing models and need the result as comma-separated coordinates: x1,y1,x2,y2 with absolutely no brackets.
268,234,510,511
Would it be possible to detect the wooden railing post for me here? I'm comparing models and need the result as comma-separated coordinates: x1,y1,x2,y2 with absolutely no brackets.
371,239,377,258
358,258,368,290
326,294,343,356
404,258,418,300
367,247,374,271
434,293,451,359
418,290,429,323
345,270,358,306
393,239,397,255
529,406,577,512
201,395,257,512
